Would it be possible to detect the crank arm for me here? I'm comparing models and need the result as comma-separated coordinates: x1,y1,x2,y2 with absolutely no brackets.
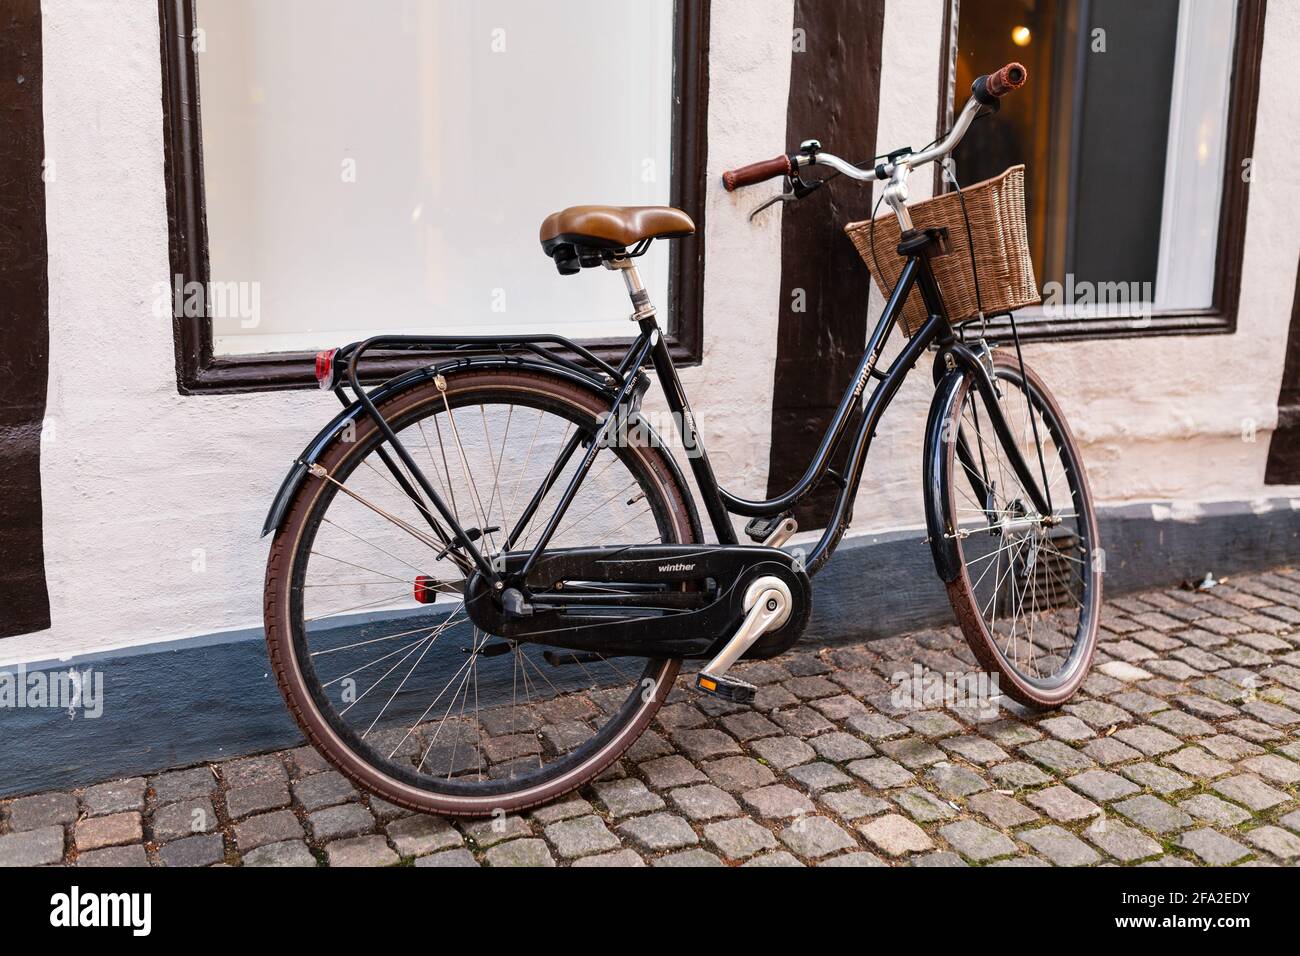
695,575,792,703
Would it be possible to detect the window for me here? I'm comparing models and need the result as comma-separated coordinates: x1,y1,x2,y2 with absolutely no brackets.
939,0,1263,339
161,0,709,392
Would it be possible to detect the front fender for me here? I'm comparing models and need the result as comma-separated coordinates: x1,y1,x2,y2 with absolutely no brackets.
923,365,967,583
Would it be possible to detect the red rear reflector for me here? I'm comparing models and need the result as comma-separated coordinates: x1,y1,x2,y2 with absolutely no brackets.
413,576,437,603
315,349,337,389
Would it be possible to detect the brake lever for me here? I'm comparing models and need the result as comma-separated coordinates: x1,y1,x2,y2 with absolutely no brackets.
747,185,793,222
747,172,826,222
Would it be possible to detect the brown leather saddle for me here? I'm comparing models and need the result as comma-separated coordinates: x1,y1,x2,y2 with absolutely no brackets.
539,205,695,275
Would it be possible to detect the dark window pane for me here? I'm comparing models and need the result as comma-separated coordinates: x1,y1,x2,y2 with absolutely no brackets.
1070,0,1178,288
954,0,1181,294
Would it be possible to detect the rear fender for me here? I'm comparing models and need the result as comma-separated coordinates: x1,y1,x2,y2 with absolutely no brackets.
259,357,697,538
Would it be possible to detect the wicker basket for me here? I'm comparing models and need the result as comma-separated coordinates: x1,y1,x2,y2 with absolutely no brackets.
844,165,1040,336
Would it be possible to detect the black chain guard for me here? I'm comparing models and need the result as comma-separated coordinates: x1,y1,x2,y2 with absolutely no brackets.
464,544,811,660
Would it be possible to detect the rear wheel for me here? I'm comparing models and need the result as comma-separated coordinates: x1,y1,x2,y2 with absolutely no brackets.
940,351,1102,707
264,367,699,816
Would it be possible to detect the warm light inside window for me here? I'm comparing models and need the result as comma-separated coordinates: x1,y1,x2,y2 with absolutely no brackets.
1011,25,1032,46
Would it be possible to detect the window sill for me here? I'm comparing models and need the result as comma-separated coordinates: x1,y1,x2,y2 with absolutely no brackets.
972,309,1235,345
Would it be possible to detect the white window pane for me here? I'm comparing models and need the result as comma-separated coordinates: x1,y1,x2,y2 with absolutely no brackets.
1154,0,1238,310
197,0,675,355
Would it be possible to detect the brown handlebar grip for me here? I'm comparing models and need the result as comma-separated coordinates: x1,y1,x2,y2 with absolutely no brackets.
722,154,793,192
987,62,1028,97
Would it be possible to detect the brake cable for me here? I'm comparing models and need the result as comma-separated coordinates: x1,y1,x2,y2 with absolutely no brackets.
756,140,928,220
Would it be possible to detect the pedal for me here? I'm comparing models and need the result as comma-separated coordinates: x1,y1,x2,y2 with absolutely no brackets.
692,575,792,702
744,514,797,547
696,672,757,704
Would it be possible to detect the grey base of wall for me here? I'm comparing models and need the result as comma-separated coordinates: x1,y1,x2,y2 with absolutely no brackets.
3,497,1297,797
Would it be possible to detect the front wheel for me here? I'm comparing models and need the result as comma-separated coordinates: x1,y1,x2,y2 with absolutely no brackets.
938,351,1102,708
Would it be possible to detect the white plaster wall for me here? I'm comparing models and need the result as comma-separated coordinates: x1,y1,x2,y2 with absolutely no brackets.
669,0,794,505
29,1,325,666
10,0,1299,666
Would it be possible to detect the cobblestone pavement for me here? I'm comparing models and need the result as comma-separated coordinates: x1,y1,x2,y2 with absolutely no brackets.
5,568,1300,867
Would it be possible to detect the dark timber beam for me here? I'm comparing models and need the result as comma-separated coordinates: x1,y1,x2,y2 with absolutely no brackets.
765,0,886,529
1265,256,1300,485
0,0,52,638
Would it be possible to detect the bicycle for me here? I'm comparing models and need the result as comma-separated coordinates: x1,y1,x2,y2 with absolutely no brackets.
261,62,1101,816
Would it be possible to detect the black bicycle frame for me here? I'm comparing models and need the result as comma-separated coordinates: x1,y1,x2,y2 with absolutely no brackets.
647,235,1052,576
338,230,1052,590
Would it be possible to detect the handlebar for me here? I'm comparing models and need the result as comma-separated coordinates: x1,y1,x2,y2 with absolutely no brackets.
722,154,793,192
975,61,1028,102
721,62,1028,191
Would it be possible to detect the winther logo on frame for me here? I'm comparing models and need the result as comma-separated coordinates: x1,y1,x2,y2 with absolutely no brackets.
49,887,151,937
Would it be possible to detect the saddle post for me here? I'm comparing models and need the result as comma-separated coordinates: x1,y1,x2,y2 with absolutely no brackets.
605,255,659,326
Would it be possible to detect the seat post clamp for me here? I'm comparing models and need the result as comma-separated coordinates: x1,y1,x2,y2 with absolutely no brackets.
628,289,657,322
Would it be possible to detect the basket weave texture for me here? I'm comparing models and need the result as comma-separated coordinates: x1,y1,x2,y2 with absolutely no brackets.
844,165,1040,336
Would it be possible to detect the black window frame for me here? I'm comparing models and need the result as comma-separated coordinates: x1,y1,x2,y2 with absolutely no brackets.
160,0,710,395
934,0,1265,343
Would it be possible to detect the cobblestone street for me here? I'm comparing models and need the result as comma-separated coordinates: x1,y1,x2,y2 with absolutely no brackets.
4,567,1300,868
